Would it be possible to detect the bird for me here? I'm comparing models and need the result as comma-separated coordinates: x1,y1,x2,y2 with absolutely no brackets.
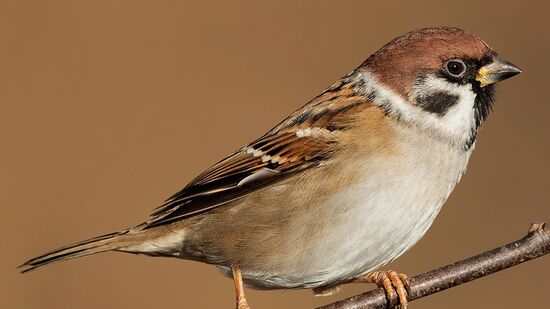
20,27,521,309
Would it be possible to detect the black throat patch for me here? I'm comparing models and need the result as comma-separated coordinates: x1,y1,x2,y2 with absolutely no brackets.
464,83,495,150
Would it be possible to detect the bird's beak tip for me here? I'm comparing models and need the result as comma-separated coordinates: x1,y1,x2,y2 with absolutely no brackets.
476,55,521,87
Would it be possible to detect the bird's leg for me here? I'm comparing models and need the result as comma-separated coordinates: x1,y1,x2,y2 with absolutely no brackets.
231,266,251,309
352,270,410,309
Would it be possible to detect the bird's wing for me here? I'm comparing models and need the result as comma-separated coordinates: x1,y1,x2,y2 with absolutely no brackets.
143,76,371,229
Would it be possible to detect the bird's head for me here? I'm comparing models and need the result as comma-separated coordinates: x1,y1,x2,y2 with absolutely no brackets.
359,27,521,149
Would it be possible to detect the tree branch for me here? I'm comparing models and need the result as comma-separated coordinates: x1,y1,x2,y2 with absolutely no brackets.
318,222,550,309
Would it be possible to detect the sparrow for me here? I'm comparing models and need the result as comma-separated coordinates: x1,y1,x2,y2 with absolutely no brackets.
21,27,521,309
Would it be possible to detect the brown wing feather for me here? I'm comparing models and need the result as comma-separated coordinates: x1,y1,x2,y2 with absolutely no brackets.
143,75,372,229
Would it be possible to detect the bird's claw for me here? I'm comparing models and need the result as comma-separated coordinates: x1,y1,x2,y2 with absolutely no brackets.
236,297,251,309
355,270,409,309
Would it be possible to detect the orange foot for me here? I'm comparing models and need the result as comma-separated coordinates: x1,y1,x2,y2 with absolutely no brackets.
354,270,410,309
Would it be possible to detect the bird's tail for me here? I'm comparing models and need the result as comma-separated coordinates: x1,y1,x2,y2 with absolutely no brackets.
19,230,135,273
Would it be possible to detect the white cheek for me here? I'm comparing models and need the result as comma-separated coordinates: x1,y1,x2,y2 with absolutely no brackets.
415,75,477,143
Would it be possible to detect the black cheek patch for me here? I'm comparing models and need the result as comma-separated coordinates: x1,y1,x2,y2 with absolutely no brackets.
416,92,459,116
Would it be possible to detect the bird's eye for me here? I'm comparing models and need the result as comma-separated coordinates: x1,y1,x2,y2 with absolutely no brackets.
445,60,466,77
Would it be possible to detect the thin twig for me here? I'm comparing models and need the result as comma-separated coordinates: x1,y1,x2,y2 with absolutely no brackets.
318,222,550,309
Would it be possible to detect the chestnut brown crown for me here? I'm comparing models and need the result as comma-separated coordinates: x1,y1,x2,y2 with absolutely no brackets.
362,27,491,98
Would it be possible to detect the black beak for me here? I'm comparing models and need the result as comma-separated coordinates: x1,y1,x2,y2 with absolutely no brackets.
476,55,522,87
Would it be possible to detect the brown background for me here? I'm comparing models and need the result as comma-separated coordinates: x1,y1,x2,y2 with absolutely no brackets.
2,1,549,308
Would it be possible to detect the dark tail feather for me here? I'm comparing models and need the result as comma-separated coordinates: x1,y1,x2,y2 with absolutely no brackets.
19,231,128,273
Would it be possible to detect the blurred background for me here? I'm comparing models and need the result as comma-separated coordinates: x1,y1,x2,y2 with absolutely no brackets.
2,1,549,308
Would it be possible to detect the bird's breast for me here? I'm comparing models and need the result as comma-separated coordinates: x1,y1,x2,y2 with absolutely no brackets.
303,126,473,284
